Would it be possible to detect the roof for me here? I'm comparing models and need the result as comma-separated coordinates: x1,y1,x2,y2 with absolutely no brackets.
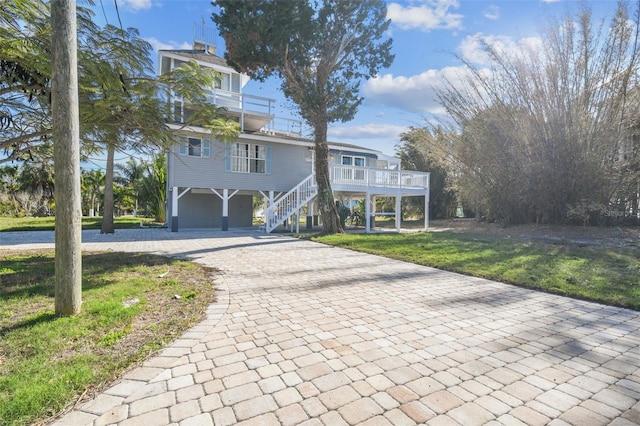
248,130,382,156
159,49,230,68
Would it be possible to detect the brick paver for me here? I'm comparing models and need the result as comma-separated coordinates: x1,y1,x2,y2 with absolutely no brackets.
3,228,639,425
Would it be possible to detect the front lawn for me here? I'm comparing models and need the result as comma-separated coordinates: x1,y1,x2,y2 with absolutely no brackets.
0,250,216,425
0,216,157,232
313,231,640,310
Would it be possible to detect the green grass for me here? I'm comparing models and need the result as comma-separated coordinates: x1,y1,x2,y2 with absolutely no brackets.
313,231,640,310
0,251,216,425
0,216,157,232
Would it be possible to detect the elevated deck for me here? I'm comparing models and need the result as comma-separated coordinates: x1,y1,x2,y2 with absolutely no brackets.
330,165,430,196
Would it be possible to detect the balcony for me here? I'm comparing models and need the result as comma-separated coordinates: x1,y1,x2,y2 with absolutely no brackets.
171,89,303,137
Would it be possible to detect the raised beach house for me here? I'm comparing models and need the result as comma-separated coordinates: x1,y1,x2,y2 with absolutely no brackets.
162,29,430,233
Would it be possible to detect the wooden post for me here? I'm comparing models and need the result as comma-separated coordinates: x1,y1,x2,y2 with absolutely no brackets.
52,0,82,316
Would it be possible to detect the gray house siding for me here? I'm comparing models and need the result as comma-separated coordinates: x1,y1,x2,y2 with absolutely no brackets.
169,137,312,191
176,192,253,228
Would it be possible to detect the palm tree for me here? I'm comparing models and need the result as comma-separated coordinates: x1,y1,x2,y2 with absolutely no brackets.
81,168,105,216
115,158,145,216
139,154,167,223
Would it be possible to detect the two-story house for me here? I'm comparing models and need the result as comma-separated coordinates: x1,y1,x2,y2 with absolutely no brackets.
161,30,429,233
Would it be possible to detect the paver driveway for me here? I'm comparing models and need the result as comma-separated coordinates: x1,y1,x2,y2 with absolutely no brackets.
3,229,640,425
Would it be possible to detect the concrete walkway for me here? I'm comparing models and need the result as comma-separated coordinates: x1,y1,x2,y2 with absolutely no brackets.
3,228,640,425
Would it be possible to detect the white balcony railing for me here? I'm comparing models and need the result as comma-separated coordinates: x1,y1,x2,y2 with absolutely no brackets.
330,165,430,190
171,88,303,136
204,88,273,116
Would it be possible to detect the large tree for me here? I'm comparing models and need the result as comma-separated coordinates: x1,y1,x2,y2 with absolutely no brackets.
437,1,640,225
213,0,394,234
0,0,96,163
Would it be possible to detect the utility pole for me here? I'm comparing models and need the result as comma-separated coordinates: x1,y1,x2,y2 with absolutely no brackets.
51,0,82,316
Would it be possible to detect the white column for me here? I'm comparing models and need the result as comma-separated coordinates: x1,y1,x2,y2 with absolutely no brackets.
171,186,179,232
365,191,371,233
222,188,229,231
395,193,401,232
425,195,430,230
371,195,376,230
306,202,313,230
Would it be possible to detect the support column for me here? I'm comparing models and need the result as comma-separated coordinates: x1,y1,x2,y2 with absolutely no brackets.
365,191,371,234
306,202,313,230
425,194,430,230
395,193,402,232
222,188,229,231
171,186,179,232
370,196,376,229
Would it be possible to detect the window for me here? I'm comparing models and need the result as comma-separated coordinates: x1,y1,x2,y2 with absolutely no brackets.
341,155,366,167
214,73,230,91
227,143,271,174
178,137,210,158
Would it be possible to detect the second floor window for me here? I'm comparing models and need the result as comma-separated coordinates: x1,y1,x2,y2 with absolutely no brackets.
342,155,366,167
226,143,271,174
178,137,210,158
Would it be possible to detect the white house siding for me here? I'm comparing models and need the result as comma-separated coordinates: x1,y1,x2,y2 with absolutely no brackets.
174,192,253,228
169,138,312,192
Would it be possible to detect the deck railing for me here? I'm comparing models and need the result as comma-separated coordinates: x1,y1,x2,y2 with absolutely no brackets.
204,89,273,117
172,89,303,136
330,165,429,190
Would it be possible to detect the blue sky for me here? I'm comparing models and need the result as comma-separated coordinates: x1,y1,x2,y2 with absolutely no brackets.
94,0,619,156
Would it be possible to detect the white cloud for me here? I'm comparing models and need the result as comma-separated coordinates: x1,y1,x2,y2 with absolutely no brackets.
483,5,500,20
458,33,543,65
121,0,153,11
361,33,549,116
387,0,463,32
145,37,192,52
329,124,409,140
362,66,470,115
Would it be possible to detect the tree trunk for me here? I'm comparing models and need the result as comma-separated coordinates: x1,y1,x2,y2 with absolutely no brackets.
51,0,82,316
101,144,115,233
314,122,343,234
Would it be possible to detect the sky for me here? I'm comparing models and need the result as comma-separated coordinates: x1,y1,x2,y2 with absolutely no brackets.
93,0,620,157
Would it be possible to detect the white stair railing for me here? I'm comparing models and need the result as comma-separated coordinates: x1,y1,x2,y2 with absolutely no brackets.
264,174,317,233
